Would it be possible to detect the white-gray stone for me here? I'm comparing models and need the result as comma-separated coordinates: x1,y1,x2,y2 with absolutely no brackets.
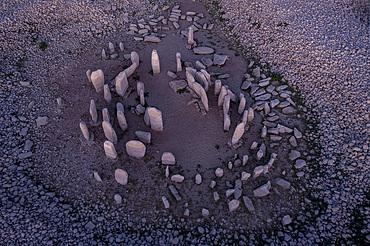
135,131,151,143
215,167,224,178
224,113,231,131
218,86,227,106
261,125,267,138
213,54,228,66
162,196,170,209
119,42,124,51
144,35,161,43
241,172,251,181
91,69,104,93
289,150,301,161
104,84,112,103
231,122,245,145
295,159,307,169
210,180,216,188
93,172,102,182
102,121,118,143
243,196,255,212
162,152,176,165
90,99,98,124
213,191,220,202
102,49,107,59
115,71,129,97
126,140,146,158
114,194,122,204
146,107,163,132
151,49,160,74
253,181,271,197
137,81,145,106
176,52,182,72
104,140,117,159
79,121,89,140
202,208,209,217
247,107,254,123
117,110,128,131
193,82,209,112
226,189,235,197
108,42,115,53
102,108,110,122
171,174,184,183
195,174,202,185
242,155,249,165
214,80,222,95
228,199,240,212
238,94,246,115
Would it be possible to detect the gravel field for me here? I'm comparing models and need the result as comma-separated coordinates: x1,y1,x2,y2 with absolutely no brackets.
0,0,369,245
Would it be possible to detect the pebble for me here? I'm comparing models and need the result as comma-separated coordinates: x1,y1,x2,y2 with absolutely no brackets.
36,116,49,126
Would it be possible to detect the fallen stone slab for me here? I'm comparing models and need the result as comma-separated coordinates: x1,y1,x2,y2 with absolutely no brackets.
276,178,291,189
193,47,214,55
144,35,161,43
169,80,187,92
213,54,228,66
253,181,271,197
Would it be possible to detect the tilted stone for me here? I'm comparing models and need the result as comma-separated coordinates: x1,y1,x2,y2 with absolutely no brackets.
86,69,92,83
130,51,140,68
226,189,235,197
116,102,124,113
102,108,110,122
90,99,98,124
215,167,224,177
147,107,163,132
104,140,117,159
214,80,222,95
195,71,209,91
238,94,246,115
123,63,137,77
79,121,89,140
193,82,209,112
126,140,146,159
224,113,231,131
218,86,228,106
227,89,237,102
135,131,151,143
162,152,176,165
115,71,129,97
104,84,112,103
151,49,160,74
231,122,245,145
223,95,231,115
253,181,271,197
102,120,117,143
253,165,265,178
117,111,128,131
91,69,104,93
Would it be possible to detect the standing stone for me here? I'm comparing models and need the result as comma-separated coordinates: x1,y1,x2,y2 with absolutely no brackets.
228,200,240,212
126,140,146,158
102,49,107,59
162,152,176,165
147,107,164,132
223,95,231,115
119,42,124,51
115,169,128,185
193,82,209,112
188,26,194,45
102,108,110,122
104,84,112,103
214,80,222,96
104,141,117,159
79,121,89,140
114,194,122,204
231,122,245,145
242,109,248,125
247,107,255,123
195,174,202,185
115,71,128,97
176,52,182,72
196,71,209,91
151,49,160,74
137,82,145,106
91,69,104,93
224,113,231,131
218,86,228,107
238,94,246,115
242,155,249,165
135,131,151,143
90,99,98,124
102,120,117,144
93,172,102,182
108,42,115,53
117,110,128,131
86,69,92,83
116,102,124,113
131,51,140,67
162,196,170,209
261,125,267,138
215,167,224,177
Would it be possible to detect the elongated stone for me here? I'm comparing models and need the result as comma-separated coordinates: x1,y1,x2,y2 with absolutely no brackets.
193,47,214,55
115,71,128,97
102,120,117,144
196,71,209,91
243,196,255,212
93,172,102,182
79,121,89,140
214,80,222,95
86,69,92,83
162,196,170,209
218,86,227,106
223,95,231,115
108,42,114,53
104,141,117,159
193,82,209,112
247,107,254,123
224,113,231,131
119,42,124,51
104,84,112,103
90,99,98,124
102,108,110,122
137,82,145,105
91,69,104,93
146,107,163,131
124,63,137,77
261,125,267,138
117,110,128,131
116,102,124,113
188,26,194,45
231,122,245,145
238,94,246,115
264,102,270,115
126,140,146,158
176,52,182,72
151,49,160,74
131,51,140,66
171,174,184,183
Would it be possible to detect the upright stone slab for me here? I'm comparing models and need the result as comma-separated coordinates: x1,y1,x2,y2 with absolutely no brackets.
223,95,231,115
115,71,129,97
91,69,104,93
188,26,194,45
131,51,139,66
224,113,231,131
116,102,124,113
176,52,182,72
218,86,227,106
115,169,128,185
147,107,164,132
90,99,98,124
104,84,112,103
231,122,245,145
102,120,117,144
193,82,209,112
104,140,117,159
196,71,209,91
186,70,196,91
126,140,146,158
151,49,160,74
102,108,110,122
247,107,255,123
214,80,222,96
135,131,151,143
117,110,128,131
79,121,89,140
86,69,92,83
238,94,246,115
137,82,145,106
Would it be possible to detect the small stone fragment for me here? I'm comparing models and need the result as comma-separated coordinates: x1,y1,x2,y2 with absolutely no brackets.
295,159,307,169
213,191,220,202
202,208,209,217
114,194,122,204
162,196,170,209
289,150,301,161
195,174,202,185
93,172,102,182
102,120,117,143
79,121,89,140
171,174,184,183
228,199,240,212
253,181,271,197
241,172,251,181
282,215,292,225
210,180,216,188
215,167,224,177
213,54,228,66
276,178,291,189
